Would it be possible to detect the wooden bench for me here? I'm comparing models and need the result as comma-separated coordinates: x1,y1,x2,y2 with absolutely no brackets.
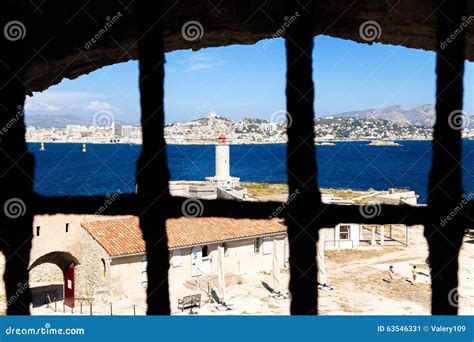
177,294,201,312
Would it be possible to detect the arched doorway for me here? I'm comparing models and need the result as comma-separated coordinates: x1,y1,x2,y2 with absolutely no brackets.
29,252,79,308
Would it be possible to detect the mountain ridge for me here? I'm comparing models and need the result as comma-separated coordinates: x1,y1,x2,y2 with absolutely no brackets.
25,104,473,128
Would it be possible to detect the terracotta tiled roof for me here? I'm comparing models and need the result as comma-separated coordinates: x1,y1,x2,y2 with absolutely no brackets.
81,216,286,257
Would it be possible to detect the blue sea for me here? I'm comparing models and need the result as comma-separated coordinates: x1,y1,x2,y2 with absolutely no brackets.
29,141,474,204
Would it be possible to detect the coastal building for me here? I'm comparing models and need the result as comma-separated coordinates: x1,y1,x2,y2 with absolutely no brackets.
205,134,240,188
22,214,287,307
21,211,414,309
320,223,410,249
121,125,140,139
24,110,442,145
112,121,122,138
319,190,417,249
11,186,417,310
169,135,252,201
80,216,288,302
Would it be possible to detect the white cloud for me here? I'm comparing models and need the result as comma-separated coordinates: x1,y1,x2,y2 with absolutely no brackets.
181,52,228,72
25,102,61,112
26,91,101,104
46,104,61,111
24,91,120,115
85,100,115,111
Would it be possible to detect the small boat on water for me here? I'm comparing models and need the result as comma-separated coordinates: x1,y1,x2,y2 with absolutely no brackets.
368,139,401,146
82,143,87,152
39,142,46,151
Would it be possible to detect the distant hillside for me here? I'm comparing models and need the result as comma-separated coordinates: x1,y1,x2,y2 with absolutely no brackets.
328,104,436,126
26,106,472,129
25,115,93,128
25,115,137,128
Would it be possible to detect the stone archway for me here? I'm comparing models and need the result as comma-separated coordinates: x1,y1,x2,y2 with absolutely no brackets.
28,252,80,308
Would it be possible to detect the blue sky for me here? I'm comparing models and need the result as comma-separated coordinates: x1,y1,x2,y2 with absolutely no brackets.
25,35,473,124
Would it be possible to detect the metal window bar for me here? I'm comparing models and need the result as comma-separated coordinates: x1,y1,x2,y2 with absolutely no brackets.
0,0,34,315
136,0,172,315
284,0,320,314
426,0,467,315
0,0,472,316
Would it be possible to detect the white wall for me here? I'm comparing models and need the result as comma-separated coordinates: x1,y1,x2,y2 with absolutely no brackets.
321,224,360,249
167,235,287,285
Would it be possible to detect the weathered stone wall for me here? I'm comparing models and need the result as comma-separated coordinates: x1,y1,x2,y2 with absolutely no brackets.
29,263,63,284
76,228,112,304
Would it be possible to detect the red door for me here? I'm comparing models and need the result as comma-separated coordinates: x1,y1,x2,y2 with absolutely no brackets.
64,263,75,308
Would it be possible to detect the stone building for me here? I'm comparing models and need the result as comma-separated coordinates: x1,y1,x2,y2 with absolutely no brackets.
80,216,288,303
14,215,288,308
17,214,413,309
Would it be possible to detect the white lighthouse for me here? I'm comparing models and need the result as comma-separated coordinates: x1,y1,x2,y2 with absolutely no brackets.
206,134,240,188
